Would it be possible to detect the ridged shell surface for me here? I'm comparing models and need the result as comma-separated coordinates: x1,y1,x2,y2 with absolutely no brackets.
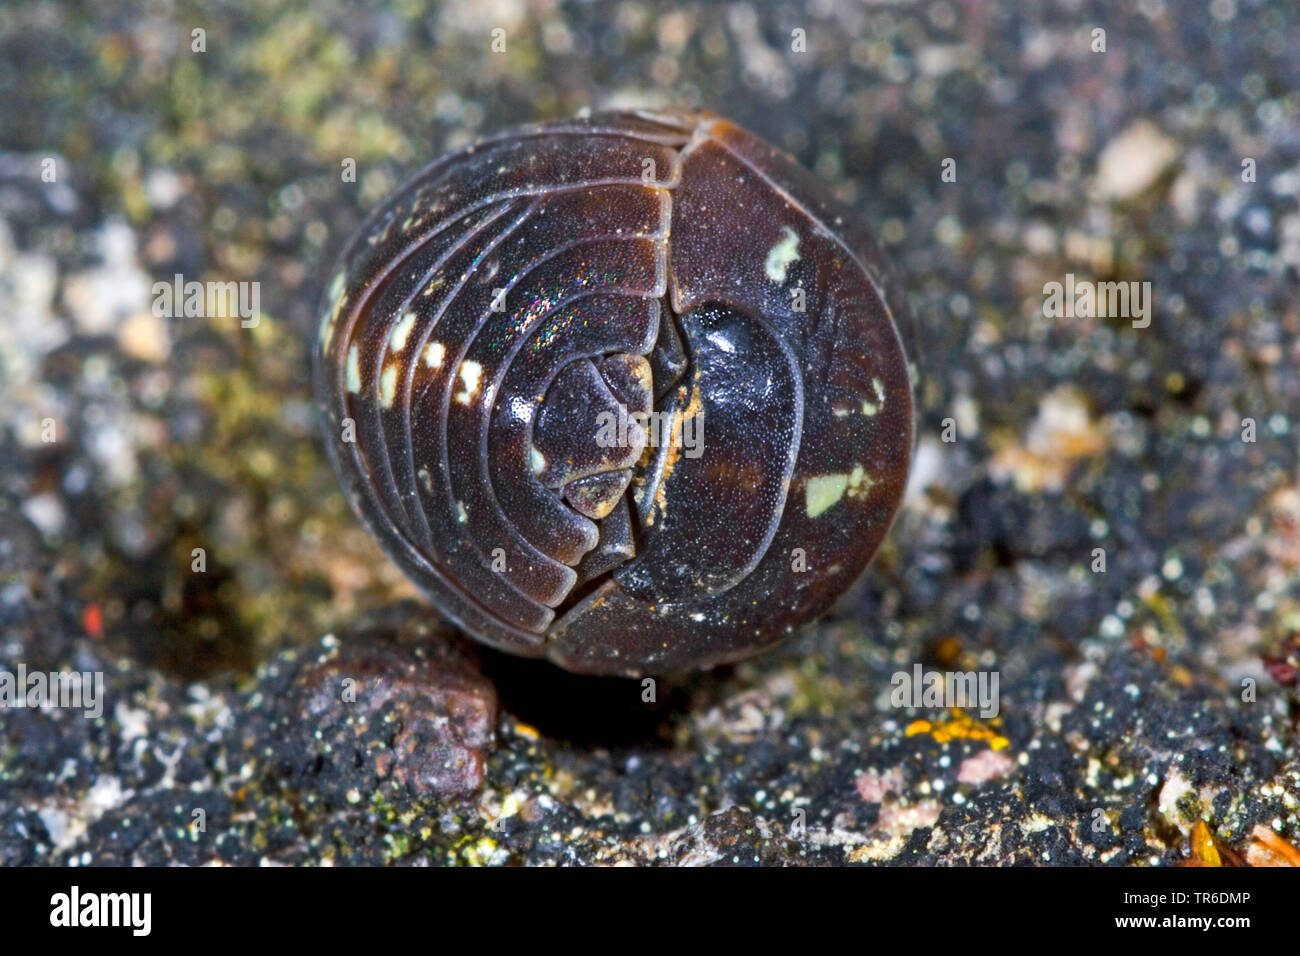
315,110,913,675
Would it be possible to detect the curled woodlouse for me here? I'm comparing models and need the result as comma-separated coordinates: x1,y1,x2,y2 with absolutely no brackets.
315,109,914,675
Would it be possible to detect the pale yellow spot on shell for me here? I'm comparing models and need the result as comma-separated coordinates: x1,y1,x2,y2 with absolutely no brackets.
389,310,417,352
847,465,875,496
455,360,482,405
423,341,445,368
805,467,875,518
345,345,361,394
805,474,848,518
764,226,800,283
319,272,346,349
530,446,547,475
379,364,398,409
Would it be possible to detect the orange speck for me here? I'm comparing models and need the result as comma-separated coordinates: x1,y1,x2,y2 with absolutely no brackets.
1246,825,1300,867
1188,821,1222,867
905,709,1010,750
83,603,103,640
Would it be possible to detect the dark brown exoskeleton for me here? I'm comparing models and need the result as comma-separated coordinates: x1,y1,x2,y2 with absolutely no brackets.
315,110,914,675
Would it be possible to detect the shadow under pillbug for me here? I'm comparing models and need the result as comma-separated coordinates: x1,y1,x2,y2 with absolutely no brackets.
314,109,914,676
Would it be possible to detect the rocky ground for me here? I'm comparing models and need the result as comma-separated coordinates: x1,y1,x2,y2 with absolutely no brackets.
0,0,1297,865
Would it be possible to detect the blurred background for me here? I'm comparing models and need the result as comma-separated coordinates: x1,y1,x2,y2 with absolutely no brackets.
0,0,1298,865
